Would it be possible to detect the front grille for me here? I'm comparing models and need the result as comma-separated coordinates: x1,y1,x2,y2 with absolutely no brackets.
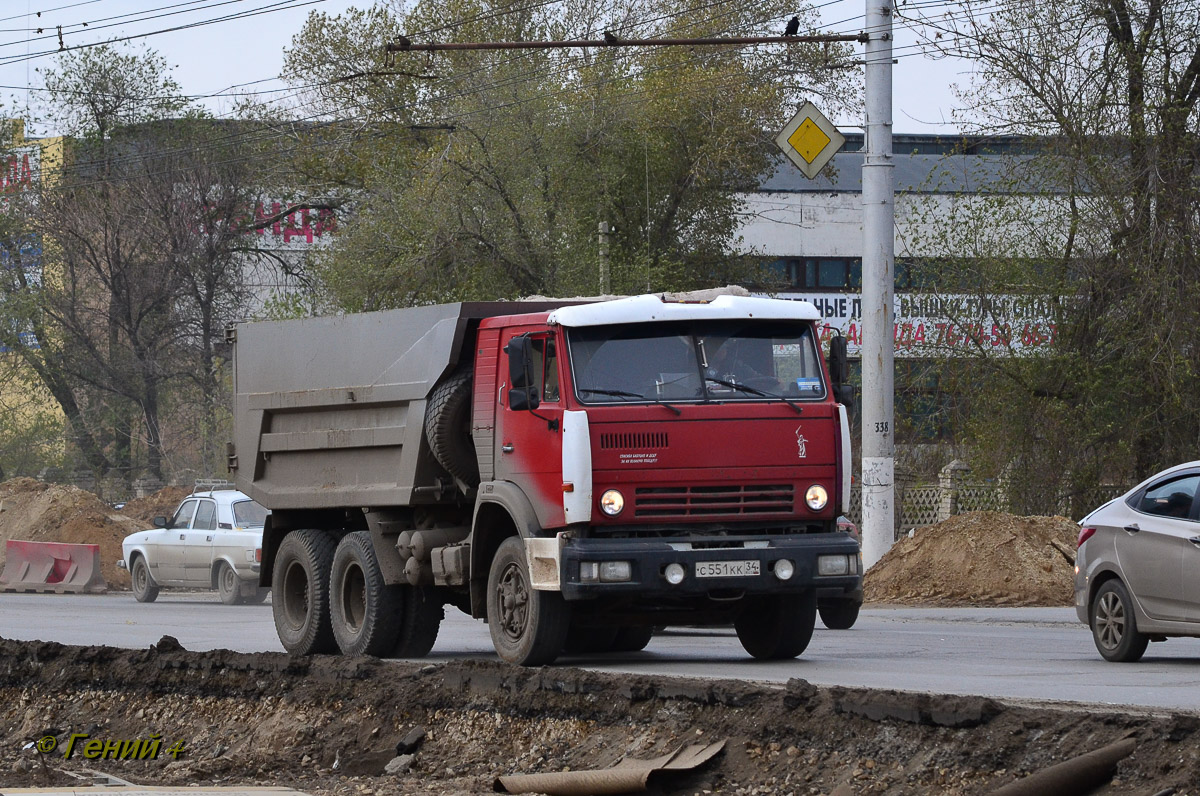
633,484,794,518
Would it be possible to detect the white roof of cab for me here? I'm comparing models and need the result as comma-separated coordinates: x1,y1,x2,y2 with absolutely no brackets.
547,294,819,328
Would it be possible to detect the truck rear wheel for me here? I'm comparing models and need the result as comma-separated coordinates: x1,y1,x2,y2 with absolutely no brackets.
735,590,817,660
610,625,654,652
487,536,569,666
273,529,338,655
818,597,861,630
425,368,479,487
330,531,405,657
391,586,444,658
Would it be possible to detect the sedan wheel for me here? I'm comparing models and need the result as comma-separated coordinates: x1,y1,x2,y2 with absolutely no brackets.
217,561,243,605
1091,579,1149,663
131,556,159,603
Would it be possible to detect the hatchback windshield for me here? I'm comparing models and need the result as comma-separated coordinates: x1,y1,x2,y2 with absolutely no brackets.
567,320,826,404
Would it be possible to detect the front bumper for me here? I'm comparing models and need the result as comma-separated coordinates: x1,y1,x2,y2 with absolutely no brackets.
559,534,861,601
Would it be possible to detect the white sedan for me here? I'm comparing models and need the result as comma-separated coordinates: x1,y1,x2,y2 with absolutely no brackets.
120,488,269,605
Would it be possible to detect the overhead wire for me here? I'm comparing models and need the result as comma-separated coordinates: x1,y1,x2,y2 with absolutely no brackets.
9,0,1025,192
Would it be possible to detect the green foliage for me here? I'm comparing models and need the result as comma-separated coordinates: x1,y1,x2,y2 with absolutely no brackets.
284,0,858,308
907,0,1200,514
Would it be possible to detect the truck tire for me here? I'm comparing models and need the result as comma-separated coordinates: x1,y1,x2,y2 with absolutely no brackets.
217,561,243,605
610,625,654,652
425,368,479,487
487,536,569,666
563,623,619,654
391,586,444,658
735,590,817,660
330,531,405,657
131,556,159,603
818,597,861,630
273,529,338,655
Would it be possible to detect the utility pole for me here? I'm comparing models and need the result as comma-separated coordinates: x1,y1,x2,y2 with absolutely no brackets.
860,0,895,570
598,221,611,294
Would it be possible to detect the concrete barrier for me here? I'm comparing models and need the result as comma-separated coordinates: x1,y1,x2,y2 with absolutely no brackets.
0,539,108,594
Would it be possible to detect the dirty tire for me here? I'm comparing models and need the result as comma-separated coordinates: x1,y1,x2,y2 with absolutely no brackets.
217,561,243,605
487,536,569,666
390,585,444,658
425,368,479,487
818,598,861,630
735,590,817,660
131,556,159,603
272,529,338,655
1091,579,1149,663
610,625,654,652
563,622,620,654
330,532,405,657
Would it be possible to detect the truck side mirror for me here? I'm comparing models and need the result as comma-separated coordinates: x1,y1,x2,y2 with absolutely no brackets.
504,336,540,411
827,334,854,406
828,335,848,386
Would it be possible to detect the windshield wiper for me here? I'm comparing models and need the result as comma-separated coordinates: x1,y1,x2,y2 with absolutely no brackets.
579,387,682,415
705,377,803,415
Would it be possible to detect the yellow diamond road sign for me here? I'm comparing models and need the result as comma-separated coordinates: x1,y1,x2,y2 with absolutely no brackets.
775,101,845,180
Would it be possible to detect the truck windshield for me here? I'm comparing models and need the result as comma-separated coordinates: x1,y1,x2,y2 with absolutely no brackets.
567,320,827,405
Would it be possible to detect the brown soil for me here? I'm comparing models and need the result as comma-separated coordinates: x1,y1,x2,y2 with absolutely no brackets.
864,511,1079,606
1,639,1197,795
119,486,192,525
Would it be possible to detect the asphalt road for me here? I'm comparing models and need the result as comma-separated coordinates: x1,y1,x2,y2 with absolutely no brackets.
3,591,1200,712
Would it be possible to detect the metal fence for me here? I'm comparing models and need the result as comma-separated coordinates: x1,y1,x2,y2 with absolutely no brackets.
843,460,1123,538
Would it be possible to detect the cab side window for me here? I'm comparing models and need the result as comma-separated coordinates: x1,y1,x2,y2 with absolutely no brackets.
1136,475,1200,519
171,500,198,529
540,340,559,402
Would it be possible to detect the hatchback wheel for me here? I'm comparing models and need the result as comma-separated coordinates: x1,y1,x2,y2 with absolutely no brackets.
1091,579,1149,663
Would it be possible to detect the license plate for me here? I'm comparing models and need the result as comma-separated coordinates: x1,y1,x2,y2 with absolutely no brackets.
695,560,760,578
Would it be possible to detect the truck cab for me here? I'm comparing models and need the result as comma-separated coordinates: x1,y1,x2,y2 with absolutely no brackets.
471,294,859,662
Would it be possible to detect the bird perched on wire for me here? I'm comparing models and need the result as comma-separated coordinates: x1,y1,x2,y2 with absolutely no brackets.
394,33,412,48
785,16,800,36
603,30,619,45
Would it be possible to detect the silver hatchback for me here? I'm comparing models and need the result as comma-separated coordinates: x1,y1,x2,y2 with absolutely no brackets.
1075,461,1200,662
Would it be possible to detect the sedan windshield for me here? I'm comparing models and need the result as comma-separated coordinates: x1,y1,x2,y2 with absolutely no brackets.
567,320,827,405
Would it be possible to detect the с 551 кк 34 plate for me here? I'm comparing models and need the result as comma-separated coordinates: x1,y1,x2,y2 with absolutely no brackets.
695,560,760,578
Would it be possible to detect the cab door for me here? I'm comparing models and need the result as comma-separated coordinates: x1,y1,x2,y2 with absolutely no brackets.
496,328,566,530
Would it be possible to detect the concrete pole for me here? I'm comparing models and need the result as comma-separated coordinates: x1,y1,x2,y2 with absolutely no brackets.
598,221,611,294
860,0,895,570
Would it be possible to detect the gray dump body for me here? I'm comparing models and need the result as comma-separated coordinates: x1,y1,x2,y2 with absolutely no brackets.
230,301,568,511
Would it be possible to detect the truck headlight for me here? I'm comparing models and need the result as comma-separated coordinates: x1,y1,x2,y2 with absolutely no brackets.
580,560,631,583
818,554,851,576
600,489,625,516
805,484,829,511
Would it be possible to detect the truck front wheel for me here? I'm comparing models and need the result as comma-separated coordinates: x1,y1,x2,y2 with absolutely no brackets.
330,531,405,656
273,529,338,655
487,537,569,666
735,590,817,660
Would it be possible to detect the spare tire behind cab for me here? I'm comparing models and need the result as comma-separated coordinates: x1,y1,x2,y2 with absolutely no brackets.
424,367,479,487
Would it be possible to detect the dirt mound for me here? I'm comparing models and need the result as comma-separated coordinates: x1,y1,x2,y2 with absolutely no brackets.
0,638,1195,795
865,511,1078,606
0,478,140,589
120,486,190,524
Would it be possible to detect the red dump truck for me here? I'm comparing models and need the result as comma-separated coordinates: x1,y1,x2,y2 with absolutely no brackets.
228,293,860,665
